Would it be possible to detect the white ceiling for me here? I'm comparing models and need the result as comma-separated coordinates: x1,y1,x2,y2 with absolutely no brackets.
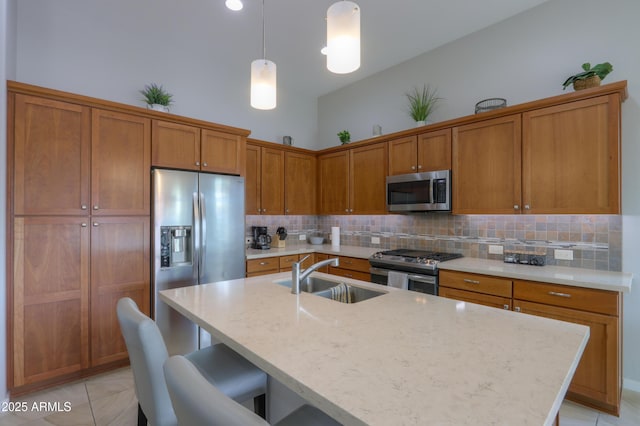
221,0,551,98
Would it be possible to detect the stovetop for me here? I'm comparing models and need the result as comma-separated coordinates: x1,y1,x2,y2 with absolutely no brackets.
369,249,463,272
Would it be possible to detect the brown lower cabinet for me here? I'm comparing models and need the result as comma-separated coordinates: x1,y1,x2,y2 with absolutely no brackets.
246,254,315,277
439,270,622,416
11,216,149,391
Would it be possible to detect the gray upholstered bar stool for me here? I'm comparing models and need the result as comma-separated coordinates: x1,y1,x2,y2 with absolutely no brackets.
117,297,267,426
164,355,342,426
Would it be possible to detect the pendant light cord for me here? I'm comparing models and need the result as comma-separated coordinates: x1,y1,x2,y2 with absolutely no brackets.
261,0,266,61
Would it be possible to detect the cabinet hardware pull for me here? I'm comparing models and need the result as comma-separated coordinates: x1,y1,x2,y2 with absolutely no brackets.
345,274,353,277
513,205,520,210
418,165,422,169
259,262,268,265
503,305,510,310
93,222,99,227
411,166,416,170
548,291,571,298
195,161,200,166
463,279,480,284
515,307,521,312
93,205,99,210
81,205,87,210
524,204,531,210
263,209,266,213
81,223,87,227
203,162,208,167
257,208,261,213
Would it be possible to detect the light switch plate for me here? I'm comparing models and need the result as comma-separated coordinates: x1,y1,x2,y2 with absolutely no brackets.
554,249,574,260
299,234,306,241
371,237,381,244
489,245,504,255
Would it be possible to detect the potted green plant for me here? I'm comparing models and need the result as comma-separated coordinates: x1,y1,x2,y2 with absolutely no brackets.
562,62,613,91
140,83,173,112
337,130,351,145
405,85,441,126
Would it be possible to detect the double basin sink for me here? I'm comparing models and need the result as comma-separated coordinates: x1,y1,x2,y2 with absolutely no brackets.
275,275,386,304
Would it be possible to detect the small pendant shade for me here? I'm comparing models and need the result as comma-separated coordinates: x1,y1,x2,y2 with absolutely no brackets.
327,1,360,74
250,59,277,110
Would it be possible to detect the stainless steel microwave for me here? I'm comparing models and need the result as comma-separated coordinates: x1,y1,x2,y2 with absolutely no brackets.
386,170,451,212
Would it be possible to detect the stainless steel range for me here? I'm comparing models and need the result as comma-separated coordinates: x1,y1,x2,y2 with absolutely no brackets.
369,249,462,295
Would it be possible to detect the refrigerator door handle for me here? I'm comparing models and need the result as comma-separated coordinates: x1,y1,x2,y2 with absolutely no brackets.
200,192,207,281
193,192,201,281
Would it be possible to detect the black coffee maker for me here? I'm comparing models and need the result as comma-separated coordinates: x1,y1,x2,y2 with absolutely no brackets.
251,226,271,250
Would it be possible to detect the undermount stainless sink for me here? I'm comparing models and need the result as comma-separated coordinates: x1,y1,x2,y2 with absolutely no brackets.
274,276,386,304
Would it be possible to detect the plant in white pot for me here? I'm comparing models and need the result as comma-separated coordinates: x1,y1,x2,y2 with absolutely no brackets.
405,85,441,126
140,83,173,112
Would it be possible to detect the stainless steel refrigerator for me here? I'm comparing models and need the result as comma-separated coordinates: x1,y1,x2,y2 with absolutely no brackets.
152,169,245,355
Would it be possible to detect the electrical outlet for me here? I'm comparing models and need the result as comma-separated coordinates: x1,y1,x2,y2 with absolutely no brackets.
488,245,504,255
299,234,306,240
371,236,381,244
554,249,574,260
245,237,253,245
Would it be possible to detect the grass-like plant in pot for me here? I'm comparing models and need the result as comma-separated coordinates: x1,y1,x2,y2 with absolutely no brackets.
406,85,441,126
562,62,613,91
338,130,351,144
140,83,173,112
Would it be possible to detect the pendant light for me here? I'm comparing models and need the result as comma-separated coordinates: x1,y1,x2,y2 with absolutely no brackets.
326,1,360,74
251,0,276,110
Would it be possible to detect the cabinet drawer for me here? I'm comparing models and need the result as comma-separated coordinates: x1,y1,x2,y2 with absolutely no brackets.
246,258,279,274
439,270,512,298
439,287,511,310
328,267,371,282
336,256,370,273
279,255,299,271
513,280,619,316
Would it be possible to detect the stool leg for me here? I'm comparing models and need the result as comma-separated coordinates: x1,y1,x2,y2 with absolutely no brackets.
137,403,148,426
254,393,266,419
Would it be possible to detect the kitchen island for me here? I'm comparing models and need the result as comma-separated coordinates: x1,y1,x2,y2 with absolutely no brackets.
160,272,589,425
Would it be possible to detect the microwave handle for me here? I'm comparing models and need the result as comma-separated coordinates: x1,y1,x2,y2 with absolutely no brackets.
429,179,434,204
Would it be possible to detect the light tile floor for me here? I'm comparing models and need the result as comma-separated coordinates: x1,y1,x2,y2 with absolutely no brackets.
1,367,639,425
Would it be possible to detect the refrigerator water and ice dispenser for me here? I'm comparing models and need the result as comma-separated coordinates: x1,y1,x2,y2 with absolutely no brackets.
160,226,192,268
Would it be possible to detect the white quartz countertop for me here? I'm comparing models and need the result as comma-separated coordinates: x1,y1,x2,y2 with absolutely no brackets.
160,272,589,426
439,258,632,293
247,245,632,293
246,244,379,260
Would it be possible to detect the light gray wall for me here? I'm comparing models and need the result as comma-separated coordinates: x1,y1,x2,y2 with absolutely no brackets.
1,0,17,406
14,0,318,149
319,0,640,388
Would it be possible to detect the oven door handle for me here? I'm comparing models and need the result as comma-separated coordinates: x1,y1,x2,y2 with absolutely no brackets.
406,274,436,284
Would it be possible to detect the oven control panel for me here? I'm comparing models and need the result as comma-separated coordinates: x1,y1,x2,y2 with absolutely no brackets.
503,252,545,266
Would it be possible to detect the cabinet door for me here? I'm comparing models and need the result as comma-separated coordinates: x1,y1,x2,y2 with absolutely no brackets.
260,148,285,215
417,128,452,172
388,136,418,175
92,109,151,216
90,216,150,367
318,151,350,215
13,94,91,216
245,144,262,215
12,217,89,387
513,300,619,414
452,114,521,214
350,142,388,214
439,287,511,310
522,95,621,214
285,151,316,214
151,120,201,171
201,130,245,175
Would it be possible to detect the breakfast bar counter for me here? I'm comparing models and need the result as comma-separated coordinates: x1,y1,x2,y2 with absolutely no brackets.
160,272,589,425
